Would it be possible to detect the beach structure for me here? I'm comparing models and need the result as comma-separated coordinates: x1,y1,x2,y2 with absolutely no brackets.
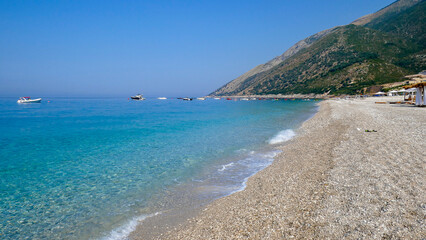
403,88,416,102
397,89,407,96
403,82,426,106
404,71,426,85
387,90,398,96
374,91,386,96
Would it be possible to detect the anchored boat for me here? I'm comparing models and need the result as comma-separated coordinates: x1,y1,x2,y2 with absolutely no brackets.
131,94,145,100
17,97,42,103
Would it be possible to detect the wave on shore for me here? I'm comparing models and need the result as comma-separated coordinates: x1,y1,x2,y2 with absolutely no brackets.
225,150,281,195
100,212,160,240
217,129,297,196
268,129,296,144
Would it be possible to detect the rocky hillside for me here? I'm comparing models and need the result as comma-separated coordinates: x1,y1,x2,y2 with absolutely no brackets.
213,27,338,95
211,0,425,96
351,0,422,25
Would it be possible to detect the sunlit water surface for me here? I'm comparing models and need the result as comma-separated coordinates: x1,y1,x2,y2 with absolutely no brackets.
0,97,318,239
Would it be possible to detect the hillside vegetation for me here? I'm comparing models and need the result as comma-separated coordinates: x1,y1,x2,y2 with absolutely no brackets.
211,0,425,96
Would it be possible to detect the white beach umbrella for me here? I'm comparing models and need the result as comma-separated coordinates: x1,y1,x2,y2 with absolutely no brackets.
388,90,398,96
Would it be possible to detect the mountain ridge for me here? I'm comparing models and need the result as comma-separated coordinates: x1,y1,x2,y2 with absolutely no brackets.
212,27,338,96
352,0,421,25
211,0,424,96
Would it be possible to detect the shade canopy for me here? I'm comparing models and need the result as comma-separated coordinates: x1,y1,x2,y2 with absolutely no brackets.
403,82,426,89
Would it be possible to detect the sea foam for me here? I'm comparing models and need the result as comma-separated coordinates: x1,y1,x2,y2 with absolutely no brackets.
218,162,235,172
100,212,160,240
268,129,296,144
227,150,281,195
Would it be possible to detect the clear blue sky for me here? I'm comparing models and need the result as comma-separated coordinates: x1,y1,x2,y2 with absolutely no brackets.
0,0,395,97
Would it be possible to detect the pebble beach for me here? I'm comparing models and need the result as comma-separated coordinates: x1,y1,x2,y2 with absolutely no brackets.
132,96,425,239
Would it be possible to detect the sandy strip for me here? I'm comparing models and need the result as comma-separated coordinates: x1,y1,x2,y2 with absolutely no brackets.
132,97,425,239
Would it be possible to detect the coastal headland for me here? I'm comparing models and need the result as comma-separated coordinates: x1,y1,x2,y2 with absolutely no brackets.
132,96,425,239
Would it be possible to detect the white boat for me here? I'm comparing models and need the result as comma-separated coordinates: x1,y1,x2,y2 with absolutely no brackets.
157,97,167,100
131,94,145,100
213,97,221,100
196,97,205,100
17,97,42,103
241,98,249,101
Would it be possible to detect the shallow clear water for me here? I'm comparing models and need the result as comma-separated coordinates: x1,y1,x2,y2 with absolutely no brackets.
0,97,318,239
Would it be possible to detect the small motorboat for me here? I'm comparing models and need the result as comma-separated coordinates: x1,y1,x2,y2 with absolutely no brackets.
196,97,205,100
213,97,221,100
182,97,193,101
17,97,42,103
131,94,145,100
157,97,167,100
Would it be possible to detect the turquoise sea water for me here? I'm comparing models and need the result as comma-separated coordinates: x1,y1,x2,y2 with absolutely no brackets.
0,97,318,239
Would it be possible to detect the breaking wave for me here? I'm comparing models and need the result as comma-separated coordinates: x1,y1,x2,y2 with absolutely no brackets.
100,212,161,240
268,129,296,144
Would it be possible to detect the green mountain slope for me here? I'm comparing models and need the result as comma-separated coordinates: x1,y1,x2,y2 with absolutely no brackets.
366,0,425,46
211,0,425,96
